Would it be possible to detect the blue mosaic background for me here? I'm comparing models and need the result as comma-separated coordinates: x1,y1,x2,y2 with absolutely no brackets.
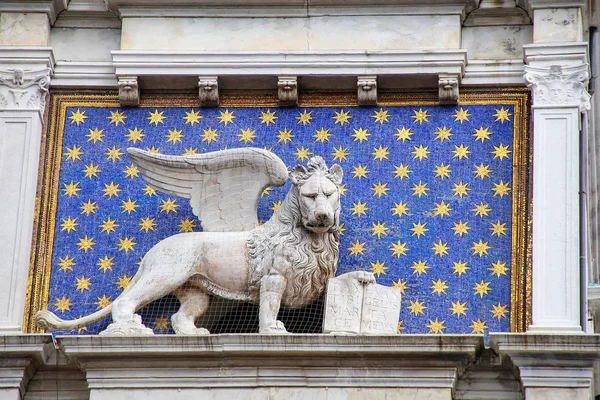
48,104,515,335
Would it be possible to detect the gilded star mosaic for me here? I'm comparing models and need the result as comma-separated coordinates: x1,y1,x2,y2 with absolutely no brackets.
26,92,531,335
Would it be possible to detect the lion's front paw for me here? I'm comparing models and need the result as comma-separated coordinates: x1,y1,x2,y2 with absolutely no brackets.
260,320,288,334
355,271,376,284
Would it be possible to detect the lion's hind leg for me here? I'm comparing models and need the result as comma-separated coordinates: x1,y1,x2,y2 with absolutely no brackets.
172,286,210,335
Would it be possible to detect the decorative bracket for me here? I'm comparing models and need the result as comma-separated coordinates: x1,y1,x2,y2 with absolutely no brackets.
118,76,139,107
198,76,219,107
278,76,298,107
357,76,377,106
524,64,591,112
0,68,51,113
438,74,459,105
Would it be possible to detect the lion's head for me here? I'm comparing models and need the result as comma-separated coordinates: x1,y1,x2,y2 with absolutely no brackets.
290,156,343,234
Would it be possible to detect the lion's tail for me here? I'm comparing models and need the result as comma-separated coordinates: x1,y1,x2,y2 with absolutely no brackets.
34,263,144,331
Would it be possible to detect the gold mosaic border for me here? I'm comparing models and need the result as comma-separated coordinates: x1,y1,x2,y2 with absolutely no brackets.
24,89,531,333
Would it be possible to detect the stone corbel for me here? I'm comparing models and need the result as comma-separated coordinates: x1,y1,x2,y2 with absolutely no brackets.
278,76,298,107
524,64,591,112
0,68,51,113
198,76,219,107
118,76,139,107
357,76,377,106
438,74,459,105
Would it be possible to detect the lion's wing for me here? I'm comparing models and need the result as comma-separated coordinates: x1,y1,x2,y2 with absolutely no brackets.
127,147,288,232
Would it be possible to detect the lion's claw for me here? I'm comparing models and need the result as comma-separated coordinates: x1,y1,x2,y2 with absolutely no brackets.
260,320,288,334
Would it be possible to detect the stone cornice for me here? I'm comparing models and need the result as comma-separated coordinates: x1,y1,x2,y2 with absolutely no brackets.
0,0,67,24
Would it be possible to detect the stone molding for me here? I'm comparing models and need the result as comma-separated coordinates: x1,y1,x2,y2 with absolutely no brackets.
462,60,525,86
524,64,590,111
0,0,67,24
0,68,52,113
52,61,117,88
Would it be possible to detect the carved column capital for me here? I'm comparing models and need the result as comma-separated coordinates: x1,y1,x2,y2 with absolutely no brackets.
524,64,591,111
0,68,51,113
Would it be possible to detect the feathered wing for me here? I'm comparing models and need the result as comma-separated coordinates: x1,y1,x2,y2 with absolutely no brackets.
127,147,288,232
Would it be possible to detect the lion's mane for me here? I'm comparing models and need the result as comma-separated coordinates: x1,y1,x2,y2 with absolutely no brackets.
247,157,340,307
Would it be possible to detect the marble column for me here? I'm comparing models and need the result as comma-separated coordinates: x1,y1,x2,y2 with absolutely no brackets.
0,50,53,333
523,43,590,332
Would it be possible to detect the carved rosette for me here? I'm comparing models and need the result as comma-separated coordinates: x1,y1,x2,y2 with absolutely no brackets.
0,68,51,113
524,64,591,112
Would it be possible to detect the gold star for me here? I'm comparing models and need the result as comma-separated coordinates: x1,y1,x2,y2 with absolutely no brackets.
80,200,98,216
473,163,492,179
146,146,160,154
370,260,387,277
451,181,470,198
160,198,178,214
492,144,511,160
490,220,508,237
277,128,294,144
54,296,73,313
179,218,196,232
339,223,346,235
350,201,369,217
69,109,88,126
142,185,156,196
332,145,349,162
124,164,139,179
492,181,511,198
64,145,83,162
296,110,313,125
371,182,389,198
408,299,426,315
412,108,429,124
452,144,471,160
334,109,352,125
490,303,509,320
474,280,491,298
434,126,452,142
121,198,139,214
184,109,202,125
153,316,170,331
432,240,449,257
411,260,430,275
489,260,509,278
100,217,118,234
95,294,112,309
395,127,413,142
352,164,369,179
452,261,469,276
314,128,331,143
348,240,367,256
410,221,428,238
115,274,132,290
105,146,124,162
370,221,389,238
166,128,184,144
125,127,145,143
147,109,166,125
58,255,75,273
338,184,347,196
393,279,407,294
393,164,412,180
261,187,272,198
412,145,430,161
139,217,156,233
433,163,452,179
83,163,101,179
412,181,429,197
63,181,81,197
238,128,256,144
372,145,390,161
107,110,127,126
390,240,409,258
493,107,511,123
183,147,198,156
97,256,114,273
450,300,468,317
391,201,409,217
201,127,219,144
453,107,471,123
259,109,277,126
372,108,390,124
87,127,104,143
473,126,492,142
352,127,370,143
427,317,446,334
432,200,452,218
452,220,471,237
430,279,449,296
103,182,121,198
472,240,491,257
295,146,312,161
77,235,95,252
472,202,491,218
216,109,235,125
117,236,136,253
270,201,282,213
